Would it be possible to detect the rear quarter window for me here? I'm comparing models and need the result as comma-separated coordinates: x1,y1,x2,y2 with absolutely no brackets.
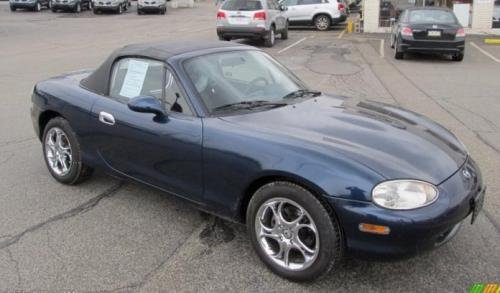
222,0,263,10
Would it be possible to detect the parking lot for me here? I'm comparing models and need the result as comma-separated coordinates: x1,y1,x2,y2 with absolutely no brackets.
0,0,499,291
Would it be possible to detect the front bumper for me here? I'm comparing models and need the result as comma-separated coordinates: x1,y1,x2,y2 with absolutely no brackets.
10,2,37,8
328,157,485,259
93,3,120,10
138,4,164,11
52,2,78,10
216,27,267,39
398,36,465,54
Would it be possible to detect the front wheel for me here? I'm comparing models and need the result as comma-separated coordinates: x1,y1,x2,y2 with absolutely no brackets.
452,53,464,62
246,182,343,282
42,117,93,185
117,3,123,13
34,2,42,11
74,2,81,12
314,14,330,31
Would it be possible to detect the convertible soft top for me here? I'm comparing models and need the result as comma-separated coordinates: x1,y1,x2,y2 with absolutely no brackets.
80,41,247,96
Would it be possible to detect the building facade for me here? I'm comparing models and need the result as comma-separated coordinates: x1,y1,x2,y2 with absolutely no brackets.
363,0,500,34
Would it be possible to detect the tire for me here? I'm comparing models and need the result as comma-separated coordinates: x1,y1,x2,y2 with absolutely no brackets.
161,7,166,14
48,0,52,9
117,3,122,13
74,2,81,12
10,6,16,11
123,2,127,10
264,26,276,48
390,34,395,49
137,8,142,14
452,53,464,62
246,181,343,282
51,7,57,12
34,2,41,11
314,14,331,31
88,1,92,10
42,117,93,185
394,37,404,60
281,22,288,40
93,7,98,13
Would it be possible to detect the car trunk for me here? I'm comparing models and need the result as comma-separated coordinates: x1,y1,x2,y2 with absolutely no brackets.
411,23,458,41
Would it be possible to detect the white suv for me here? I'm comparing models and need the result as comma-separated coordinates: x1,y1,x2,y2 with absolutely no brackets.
281,0,347,30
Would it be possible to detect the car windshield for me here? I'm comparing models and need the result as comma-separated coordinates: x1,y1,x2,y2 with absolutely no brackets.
221,0,263,11
409,10,457,24
184,50,311,114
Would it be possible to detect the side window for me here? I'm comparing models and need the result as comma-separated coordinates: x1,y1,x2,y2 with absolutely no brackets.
297,0,321,5
110,58,164,101
164,69,193,116
284,0,298,6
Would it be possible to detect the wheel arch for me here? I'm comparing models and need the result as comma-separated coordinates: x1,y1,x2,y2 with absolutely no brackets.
312,12,332,23
38,110,64,140
239,172,330,224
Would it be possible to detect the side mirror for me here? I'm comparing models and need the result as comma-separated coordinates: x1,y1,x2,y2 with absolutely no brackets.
128,96,167,118
279,4,287,11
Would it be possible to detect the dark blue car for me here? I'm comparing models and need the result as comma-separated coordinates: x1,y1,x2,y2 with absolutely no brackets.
30,41,485,281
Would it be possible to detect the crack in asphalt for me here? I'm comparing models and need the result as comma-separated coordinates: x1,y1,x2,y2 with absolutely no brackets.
6,248,22,288
0,182,124,251
108,222,205,292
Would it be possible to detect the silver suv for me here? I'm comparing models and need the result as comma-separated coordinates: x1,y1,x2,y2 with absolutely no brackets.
216,0,289,47
280,0,347,30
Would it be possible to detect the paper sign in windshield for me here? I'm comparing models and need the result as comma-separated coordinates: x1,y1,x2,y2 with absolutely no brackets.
120,60,149,98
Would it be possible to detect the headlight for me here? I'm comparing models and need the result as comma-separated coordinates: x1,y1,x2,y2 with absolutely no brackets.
372,180,438,210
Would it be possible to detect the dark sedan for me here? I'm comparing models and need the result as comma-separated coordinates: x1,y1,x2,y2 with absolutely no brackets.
391,7,466,61
31,41,485,282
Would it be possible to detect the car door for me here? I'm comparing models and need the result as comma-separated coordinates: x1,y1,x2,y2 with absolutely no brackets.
295,0,321,22
88,57,204,202
282,0,301,22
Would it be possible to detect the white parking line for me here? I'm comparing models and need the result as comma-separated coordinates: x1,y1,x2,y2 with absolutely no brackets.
380,39,385,58
277,37,308,54
470,41,500,63
338,29,346,39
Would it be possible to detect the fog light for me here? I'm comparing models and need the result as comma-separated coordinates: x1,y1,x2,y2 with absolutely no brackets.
359,223,390,235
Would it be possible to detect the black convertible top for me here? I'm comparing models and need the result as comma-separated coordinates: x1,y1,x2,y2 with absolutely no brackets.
80,41,248,96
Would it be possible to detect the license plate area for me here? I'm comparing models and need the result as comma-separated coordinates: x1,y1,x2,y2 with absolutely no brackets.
229,16,250,25
471,189,485,224
427,30,442,37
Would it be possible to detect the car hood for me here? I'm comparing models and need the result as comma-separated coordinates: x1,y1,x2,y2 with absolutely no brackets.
219,95,468,185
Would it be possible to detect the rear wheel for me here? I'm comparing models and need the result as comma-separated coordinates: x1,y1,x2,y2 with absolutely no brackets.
74,2,81,12
247,182,343,282
34,2,42,11
394,38,404,60
264,26,276,48
452,53,464,62
117,3,123,13
42,117,93,185
314,14,330,31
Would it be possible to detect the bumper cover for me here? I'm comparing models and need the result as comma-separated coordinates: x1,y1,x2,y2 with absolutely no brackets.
138,5,164,11
399,36,465,54
327,157,485,259
216,27,267,39
10,2,37,8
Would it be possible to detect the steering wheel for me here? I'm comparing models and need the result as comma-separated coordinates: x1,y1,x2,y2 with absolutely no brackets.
245,77,269,96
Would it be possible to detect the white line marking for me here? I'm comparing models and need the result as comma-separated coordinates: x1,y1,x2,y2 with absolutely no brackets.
337,29,346,39
380,39,385,58
470,41,500,63
277,37,307,54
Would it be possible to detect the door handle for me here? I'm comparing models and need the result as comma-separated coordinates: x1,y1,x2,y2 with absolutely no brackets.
99,111,115,126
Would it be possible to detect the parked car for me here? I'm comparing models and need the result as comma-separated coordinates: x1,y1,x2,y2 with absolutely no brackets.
216,0,288,47
493,0,500,29
51,0,92,13
391,7,465,61
9,0,50,12
280,0,347,31
92,0,130,14
31,41,485,282
137,0,166,14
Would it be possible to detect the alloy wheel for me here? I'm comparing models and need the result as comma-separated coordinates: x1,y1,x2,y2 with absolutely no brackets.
315,16,329,30
255,198,319,271
44,127,73,176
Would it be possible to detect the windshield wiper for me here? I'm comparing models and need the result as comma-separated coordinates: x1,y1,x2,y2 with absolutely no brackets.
281,89,322,100
212,100,286,112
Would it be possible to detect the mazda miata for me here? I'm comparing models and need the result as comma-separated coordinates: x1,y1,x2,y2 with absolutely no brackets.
31,41,485,281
